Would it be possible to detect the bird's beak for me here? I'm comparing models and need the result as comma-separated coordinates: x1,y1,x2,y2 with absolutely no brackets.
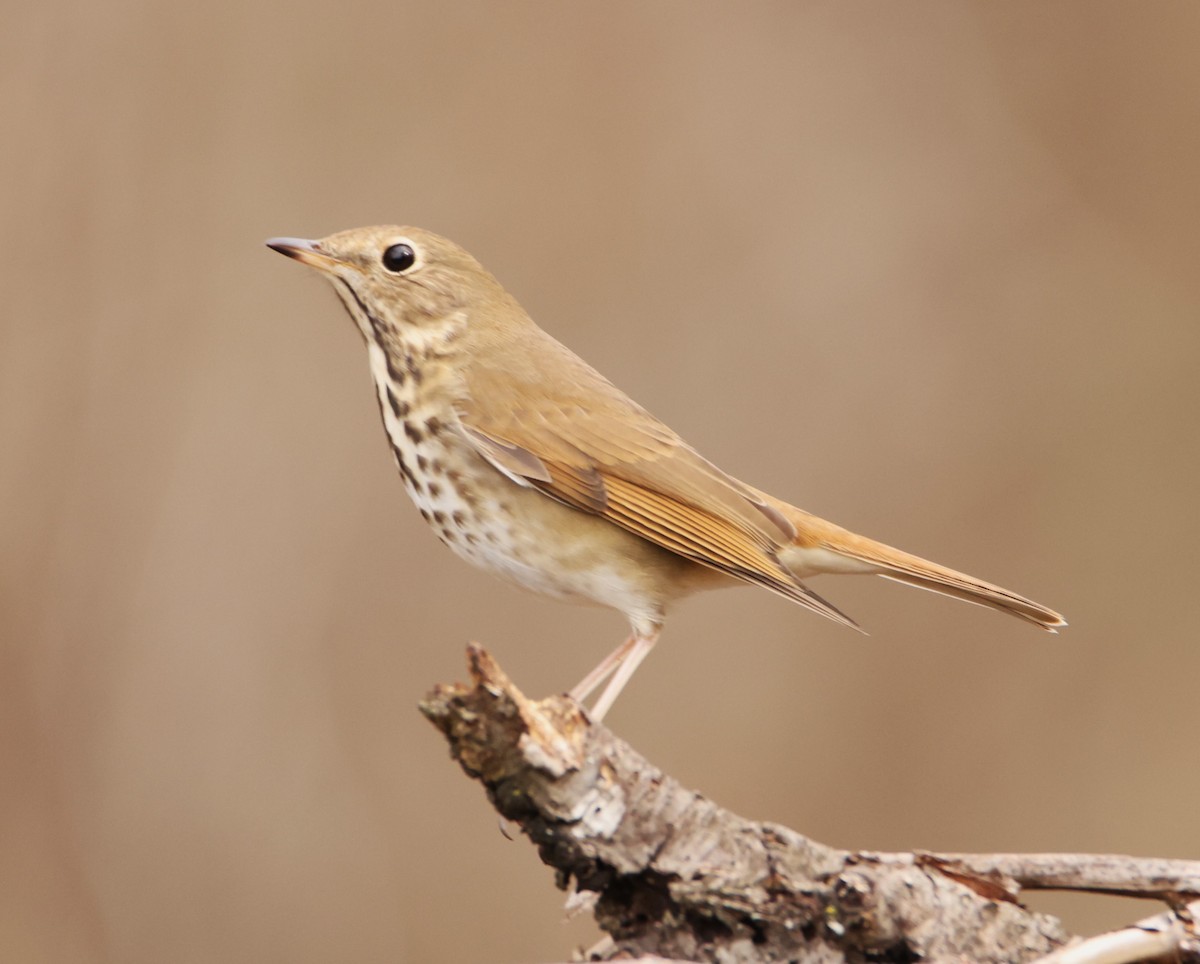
265,237,346,273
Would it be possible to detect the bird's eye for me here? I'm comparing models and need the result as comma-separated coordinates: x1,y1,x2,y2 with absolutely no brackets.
382,243,416,273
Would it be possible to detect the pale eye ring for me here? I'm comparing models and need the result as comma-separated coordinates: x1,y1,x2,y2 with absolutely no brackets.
382,243,416,273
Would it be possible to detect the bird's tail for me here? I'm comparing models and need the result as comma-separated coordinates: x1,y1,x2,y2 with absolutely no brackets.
764,497,1067,632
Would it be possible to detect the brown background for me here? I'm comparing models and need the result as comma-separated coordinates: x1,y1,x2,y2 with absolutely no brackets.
4,3,1199,962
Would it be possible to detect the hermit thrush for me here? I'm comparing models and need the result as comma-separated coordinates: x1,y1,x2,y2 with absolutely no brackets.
267,226,1065,721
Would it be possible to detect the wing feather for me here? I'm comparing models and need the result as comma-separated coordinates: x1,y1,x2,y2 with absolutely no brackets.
454,345,859,631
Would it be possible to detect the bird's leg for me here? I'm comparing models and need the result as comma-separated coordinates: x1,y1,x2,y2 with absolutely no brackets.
570,634,638,705
585,629,660,723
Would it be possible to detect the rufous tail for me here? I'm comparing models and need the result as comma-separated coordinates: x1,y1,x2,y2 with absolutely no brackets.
773,501,1067,632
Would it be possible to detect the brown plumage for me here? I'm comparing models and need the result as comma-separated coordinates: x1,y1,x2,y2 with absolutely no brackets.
267,225,1066,721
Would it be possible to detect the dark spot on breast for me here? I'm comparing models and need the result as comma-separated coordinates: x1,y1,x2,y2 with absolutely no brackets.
403,421,423,444
427,482,441,498
390,442,422,492
385,356,406,385
389,441,408,474
451,511,466,527
439,526,456,542
424,416,443,436
432,510,446,526
419,507,432,522
386,387,408,419
416,454,429,472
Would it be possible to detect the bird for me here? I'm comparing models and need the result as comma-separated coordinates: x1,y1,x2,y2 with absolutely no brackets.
266,226,1065,722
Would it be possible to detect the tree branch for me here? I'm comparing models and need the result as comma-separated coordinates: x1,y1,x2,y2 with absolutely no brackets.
419,646,1200,963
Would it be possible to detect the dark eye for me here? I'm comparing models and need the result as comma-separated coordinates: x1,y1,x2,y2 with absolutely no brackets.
381,243,416,272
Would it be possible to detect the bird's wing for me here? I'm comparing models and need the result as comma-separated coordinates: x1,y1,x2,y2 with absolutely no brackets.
455,342,860,630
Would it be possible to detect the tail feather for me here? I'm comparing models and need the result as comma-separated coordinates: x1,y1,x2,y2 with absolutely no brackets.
873,569,1064,631
756,491,1067,632
826,528,1066,631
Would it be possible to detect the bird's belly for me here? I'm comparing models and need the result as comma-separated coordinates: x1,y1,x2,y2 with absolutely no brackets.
381,418,716,626
369,358,731,626
407,448,692,615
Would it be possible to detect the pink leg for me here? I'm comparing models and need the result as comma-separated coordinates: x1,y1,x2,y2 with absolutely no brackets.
586,630,660,723
570,634,638,704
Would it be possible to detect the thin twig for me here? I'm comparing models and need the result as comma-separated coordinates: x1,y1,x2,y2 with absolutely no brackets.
1031,898,1200,964
917,851,1200,902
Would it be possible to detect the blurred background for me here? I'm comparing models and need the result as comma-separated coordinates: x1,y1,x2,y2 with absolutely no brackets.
4,3,1199,961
